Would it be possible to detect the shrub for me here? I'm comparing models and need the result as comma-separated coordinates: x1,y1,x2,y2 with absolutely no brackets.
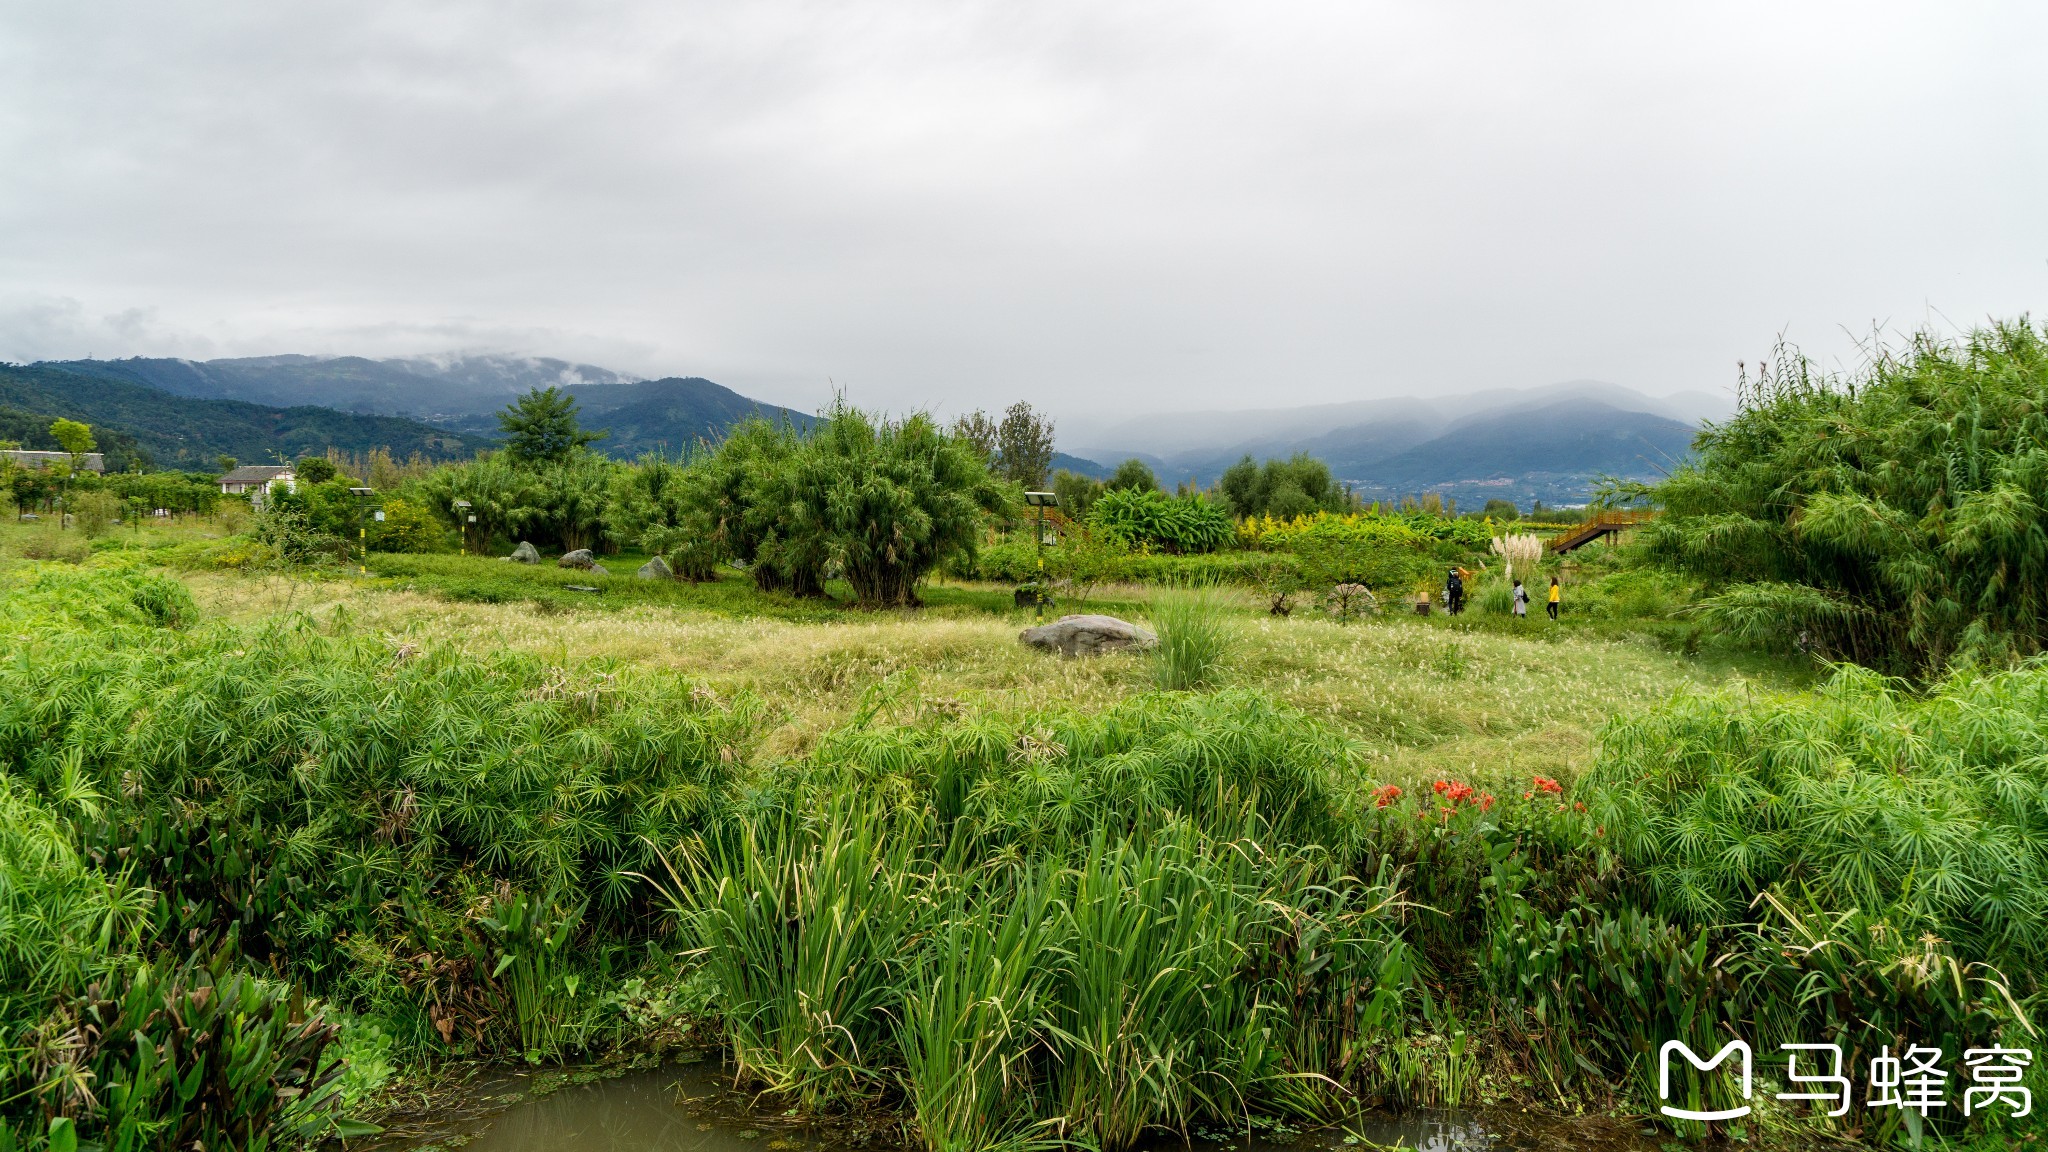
69,490,121,538
1240,511,1437,591
1639,319,2048,674
1088,488,1233,554
960,539,1280,588
368,496,449,553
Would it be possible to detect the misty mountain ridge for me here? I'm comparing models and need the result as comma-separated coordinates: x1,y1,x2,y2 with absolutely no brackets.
2,362,490,471
1066,380,1725,505
47,354,642,423
25,354,1709,503
40,355,827,462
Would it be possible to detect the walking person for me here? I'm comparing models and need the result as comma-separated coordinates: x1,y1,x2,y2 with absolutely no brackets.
1512,578,1528,618
1446,567,1465,616
1546,575,1561,622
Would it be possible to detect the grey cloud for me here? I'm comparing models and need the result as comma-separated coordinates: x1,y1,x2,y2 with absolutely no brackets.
2,2,2045,424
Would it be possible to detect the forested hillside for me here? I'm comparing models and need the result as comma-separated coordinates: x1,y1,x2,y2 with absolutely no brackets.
0,363,489,469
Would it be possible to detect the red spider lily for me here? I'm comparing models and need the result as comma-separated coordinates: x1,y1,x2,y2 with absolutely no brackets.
1373,784,1402,808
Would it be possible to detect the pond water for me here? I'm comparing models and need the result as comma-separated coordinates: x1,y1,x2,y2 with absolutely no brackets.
376,1059,1658,1152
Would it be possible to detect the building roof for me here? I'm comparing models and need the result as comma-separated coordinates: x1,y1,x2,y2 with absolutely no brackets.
1,449,106,473
219,465,295,485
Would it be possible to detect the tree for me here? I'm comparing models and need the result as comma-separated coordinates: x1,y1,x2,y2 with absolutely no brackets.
1052,469,1104,520
295,456,339,485
498,387,603,465
1217,453,1346,520
1104,458,1158,493
996,402,1055,488
46,419,94,529
950,410,999,465
49,418,95,466
216,455,238,475
1481,499,1520,521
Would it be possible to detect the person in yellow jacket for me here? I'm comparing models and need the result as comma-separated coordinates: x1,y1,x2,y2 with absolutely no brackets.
1547,575,1561,622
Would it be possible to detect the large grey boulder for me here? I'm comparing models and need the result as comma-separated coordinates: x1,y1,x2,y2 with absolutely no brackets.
1019,614,1158,658
637,555,674,581
509,541,541,564
558,548,597,570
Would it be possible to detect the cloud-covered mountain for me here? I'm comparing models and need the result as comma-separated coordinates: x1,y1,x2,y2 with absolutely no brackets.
41,354,639,423
3,362,489,471
40,355,824,461
1066,380,1726,505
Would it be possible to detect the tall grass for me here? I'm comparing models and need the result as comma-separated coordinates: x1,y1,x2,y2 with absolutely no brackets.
900,866,1061,1152
1150,585,1231,690
664,798,921,1111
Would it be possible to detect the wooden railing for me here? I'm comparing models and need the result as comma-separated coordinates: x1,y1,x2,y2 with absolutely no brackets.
1548,510,1655,554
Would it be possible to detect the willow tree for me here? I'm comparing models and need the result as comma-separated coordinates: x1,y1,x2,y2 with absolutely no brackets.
1636,318,2048,675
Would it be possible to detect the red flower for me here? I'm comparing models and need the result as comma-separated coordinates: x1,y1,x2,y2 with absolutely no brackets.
1373,784,1402,808
1479,793,1496,812
1433,780,1450,794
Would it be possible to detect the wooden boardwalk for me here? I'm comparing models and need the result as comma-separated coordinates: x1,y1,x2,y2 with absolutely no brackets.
1548,510,1654,554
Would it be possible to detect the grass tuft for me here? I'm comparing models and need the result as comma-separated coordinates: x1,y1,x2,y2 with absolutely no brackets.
1150,585,1232,690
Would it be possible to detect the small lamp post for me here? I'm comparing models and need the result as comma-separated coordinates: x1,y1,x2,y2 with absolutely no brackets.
452,499,473,554
1023,490,1058,620
349,487,375,574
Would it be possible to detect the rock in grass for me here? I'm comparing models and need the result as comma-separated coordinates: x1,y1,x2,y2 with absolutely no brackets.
637,556,674,581
558,548,597,569
509,541,541,564
589,564,609,576
1019,614,1158,658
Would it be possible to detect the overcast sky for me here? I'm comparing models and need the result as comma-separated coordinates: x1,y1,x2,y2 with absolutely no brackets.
2,2,2045,421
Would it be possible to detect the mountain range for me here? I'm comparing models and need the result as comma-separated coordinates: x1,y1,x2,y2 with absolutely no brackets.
1065,380,1731,505
30,355,1104,475
1,362,490,471
14,354,1725,505
42,355,821,457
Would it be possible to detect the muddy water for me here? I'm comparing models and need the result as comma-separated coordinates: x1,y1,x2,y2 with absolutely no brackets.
382,1059,1656,1152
